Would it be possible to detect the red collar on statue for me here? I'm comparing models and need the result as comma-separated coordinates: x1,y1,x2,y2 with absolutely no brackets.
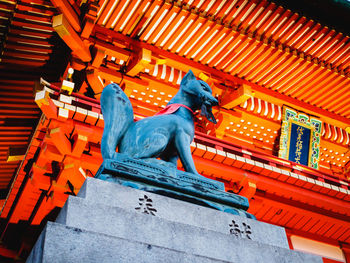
154,103,194,116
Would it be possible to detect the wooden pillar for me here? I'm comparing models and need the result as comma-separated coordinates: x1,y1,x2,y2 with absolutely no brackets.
340,243,350,263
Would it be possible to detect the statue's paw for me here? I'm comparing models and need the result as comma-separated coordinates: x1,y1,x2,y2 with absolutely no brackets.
181,171,203,178
111,152,132,161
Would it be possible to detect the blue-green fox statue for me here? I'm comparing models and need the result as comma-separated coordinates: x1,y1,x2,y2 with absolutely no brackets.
100,70,218,176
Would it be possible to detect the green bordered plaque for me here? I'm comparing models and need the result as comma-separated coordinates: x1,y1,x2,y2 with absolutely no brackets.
279,106,322,169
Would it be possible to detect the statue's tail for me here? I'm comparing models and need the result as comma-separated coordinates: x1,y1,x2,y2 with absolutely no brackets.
100,83,134,159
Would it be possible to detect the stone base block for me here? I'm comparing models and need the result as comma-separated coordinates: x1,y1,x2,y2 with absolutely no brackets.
77,177,288,249
27,178,323,263
26,222,227,263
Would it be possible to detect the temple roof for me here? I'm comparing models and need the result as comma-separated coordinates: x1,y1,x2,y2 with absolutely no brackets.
93,0,350,118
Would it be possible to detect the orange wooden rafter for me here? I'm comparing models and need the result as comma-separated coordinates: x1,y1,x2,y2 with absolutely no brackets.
263,9,292,40
237,45,275,78
261,56,301,89
142,2,175,44
104,0,127,29
288,66,326,97
122,0,152,35
153,7,184,47
295,69,335,100
254,3,281,36
178,19,214,58
113,0,142,32
193,26,230,63
214,34,248,69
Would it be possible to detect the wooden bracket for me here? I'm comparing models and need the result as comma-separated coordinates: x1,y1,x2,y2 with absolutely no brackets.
215,111,240,139
53,14,91,62
49,127,71,155
35,90,58,119
126,48,152,76
218,84,253,109
71,124,93,157
7,147,26,162
238,179,257,200
91,47,106,68
86,69,104,97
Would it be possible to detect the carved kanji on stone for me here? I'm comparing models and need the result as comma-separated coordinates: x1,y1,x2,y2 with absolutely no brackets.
242,222,252,239
229,220,242,238
229,220,253,239
135,195,157,216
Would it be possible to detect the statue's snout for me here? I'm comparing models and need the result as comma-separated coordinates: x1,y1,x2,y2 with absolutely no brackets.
211,97,219,106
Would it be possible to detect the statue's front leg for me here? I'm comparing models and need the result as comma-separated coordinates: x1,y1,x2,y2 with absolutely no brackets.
174,130,198,175
167,155,178,167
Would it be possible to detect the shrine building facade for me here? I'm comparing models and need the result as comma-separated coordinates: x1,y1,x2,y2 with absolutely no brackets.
0,0,349,262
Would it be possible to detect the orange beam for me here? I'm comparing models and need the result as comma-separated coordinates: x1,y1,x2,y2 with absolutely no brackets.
276,62,313,94
197,28,233,65
249,49,284,84
35,90,57,119
293,23,321,50
5,43,52,54
264,9,292,40
51,0,81,32
160,9,195,50
254,3,280,35
296,69,333,100
81,15,96,39
237,47,275,78
53,14,91,62
320,35,348,61
285,20,314,48
178,19,214,57
98,67,123,83
213,0,236,20
260,56,300,88
314,78,349,106
130,0,162,38
232,44,267,76
188,23,221,61
94,40,130,62
289,67,325,97
226,42,261,74
91,47,105,68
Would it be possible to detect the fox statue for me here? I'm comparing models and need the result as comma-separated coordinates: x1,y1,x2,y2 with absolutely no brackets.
100,70,218,176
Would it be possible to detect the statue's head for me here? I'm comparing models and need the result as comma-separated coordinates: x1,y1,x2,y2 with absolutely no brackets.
180,70,218,124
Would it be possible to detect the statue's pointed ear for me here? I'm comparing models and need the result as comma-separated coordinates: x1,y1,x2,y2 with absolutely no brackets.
180,70,196,86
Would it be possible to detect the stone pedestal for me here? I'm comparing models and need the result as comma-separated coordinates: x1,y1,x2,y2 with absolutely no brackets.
95,157,254,218
27,177,322,263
